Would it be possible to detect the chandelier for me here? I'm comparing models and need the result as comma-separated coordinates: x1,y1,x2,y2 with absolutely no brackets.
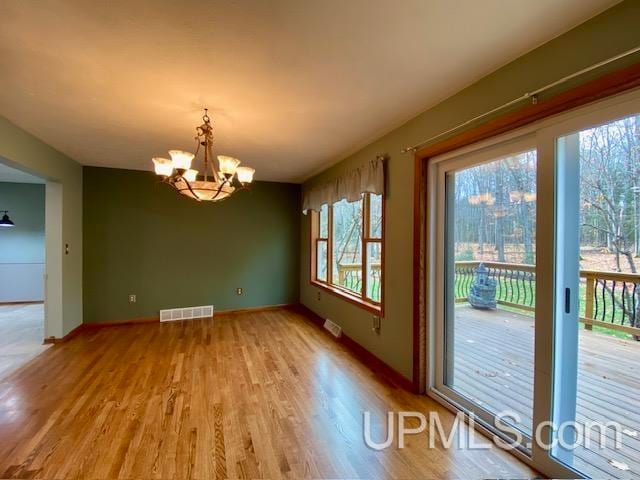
151,109,255,201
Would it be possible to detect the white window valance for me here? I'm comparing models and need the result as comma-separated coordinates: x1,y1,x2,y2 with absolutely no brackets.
302,157,385,213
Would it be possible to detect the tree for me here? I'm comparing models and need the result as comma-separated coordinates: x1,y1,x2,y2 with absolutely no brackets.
580,116,639,273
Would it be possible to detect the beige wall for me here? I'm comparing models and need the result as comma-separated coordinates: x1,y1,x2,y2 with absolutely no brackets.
0,116,82,337
300,1,640,380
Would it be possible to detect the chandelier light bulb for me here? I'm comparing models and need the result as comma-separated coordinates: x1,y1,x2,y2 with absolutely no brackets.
152,157,174,177
236,166,255,184
217,155,241,176
168,150,195,170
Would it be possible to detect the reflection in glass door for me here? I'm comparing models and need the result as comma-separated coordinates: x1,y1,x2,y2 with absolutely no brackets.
438,146,538,439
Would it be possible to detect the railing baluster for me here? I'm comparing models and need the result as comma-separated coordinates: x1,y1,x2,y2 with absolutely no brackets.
490,267,496,301
633,282,638,328
454,266,459,299
622,282,627,326
464,266,470,298
508,268,515,303
601,279,607,323
610,280,616,323
592,279,600,318
502,267,506,303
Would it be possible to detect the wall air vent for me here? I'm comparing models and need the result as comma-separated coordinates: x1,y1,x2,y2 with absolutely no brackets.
323,319,342,338
160,305,214,322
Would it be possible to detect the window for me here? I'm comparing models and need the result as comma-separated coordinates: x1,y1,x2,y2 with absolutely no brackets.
311,193,383,312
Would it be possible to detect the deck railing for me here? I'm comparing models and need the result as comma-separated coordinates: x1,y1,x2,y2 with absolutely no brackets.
336,262,382,301
455,261,640,337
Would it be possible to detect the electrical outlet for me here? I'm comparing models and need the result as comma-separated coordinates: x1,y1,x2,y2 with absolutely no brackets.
317,291,321,301
372,315,381,333
236,287,243,295
128,294,136,303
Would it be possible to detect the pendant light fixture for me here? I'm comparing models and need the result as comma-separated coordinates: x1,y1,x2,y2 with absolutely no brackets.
151,109,255,202
0,210,15,227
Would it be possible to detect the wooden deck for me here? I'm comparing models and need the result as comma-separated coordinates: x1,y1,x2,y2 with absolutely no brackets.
454,305,640,479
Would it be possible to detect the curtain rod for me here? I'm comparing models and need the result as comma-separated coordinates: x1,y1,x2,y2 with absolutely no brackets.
401,45,640,154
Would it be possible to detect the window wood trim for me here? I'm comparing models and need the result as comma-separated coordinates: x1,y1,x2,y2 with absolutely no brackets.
310,193,384,315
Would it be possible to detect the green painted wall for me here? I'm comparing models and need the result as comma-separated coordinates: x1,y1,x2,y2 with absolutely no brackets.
0,116,83,337
0,182,45,264
83,167,300,323
300,0,640,380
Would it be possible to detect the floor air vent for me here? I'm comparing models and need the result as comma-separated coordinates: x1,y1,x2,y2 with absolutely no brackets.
323,319,342,338
160,305,214,322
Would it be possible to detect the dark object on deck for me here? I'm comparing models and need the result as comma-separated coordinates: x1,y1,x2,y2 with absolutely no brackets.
469,263,497,309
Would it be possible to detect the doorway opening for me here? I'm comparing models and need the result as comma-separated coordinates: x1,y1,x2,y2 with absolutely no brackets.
0,161,51,379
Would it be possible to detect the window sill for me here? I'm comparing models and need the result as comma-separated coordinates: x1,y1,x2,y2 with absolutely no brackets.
310,280,383,316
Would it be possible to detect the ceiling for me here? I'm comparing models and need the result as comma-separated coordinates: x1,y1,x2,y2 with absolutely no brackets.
0,0,619,183
0,162,44,184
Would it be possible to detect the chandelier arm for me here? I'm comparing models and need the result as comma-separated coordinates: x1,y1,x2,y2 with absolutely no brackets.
194,138,203,182
179,176,202,202
206,136,221,183
210,182,226,201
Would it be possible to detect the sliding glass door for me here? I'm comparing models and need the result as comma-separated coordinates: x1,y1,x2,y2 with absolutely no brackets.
435,138,538,445
551,111,640,478
430,89,640,478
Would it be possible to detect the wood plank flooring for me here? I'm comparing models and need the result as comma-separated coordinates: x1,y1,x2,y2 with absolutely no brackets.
0,307,534,479
0,304,49,381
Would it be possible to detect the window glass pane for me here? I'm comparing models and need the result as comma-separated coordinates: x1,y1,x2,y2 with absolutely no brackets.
369,193,383,238
319,203,328,238
332,198,363,294
445,149,537,437
317,240,327,282
366,242,382,302
552,113,640,477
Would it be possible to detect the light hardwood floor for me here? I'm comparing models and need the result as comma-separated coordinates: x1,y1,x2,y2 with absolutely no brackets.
0,307,536,479
0,303,49,381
